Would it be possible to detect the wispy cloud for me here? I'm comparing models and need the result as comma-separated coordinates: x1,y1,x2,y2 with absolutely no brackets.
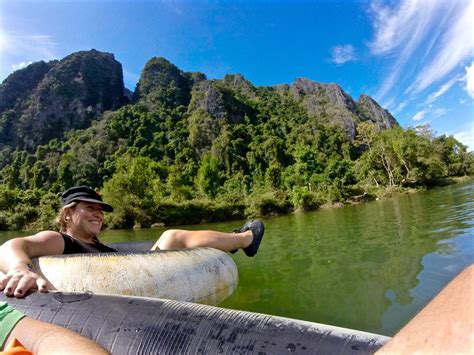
380,96,396,111
1,29,56,60
330,44,356,65
368,0,473,105
373,62,401,103
453,121,474,151
413,106,447,122
463,61,474,98
425,77,459,104
0,28,57,81
395,100,408,112
368,0,442,100
431,107,447,118
408,0,474,94
12,61,33,71
368,0,432,55
160,0,184,15
412,109,428,121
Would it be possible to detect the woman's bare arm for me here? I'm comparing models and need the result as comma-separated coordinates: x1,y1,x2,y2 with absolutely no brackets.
0,231,65,297
5,316,109,354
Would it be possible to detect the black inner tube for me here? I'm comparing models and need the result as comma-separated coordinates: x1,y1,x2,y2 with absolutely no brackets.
2,291,389,354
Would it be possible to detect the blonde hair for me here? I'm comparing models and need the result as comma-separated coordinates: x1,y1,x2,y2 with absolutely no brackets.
56,201,79,233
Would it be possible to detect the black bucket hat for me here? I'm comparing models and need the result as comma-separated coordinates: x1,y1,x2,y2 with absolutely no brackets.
61,186,113,212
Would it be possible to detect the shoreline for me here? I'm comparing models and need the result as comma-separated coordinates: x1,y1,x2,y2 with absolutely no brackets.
1,176,472,233
298,175,473,212
128,175,473,229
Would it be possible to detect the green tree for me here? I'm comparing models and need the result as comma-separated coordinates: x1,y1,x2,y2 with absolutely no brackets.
196,153,221,199
436,135,471,176
101,154,166,228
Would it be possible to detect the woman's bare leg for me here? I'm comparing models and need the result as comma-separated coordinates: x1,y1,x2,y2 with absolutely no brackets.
151,230,253,251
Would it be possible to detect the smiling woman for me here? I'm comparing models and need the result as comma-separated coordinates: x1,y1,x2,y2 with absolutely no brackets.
0,186,265,298
56,187,117,253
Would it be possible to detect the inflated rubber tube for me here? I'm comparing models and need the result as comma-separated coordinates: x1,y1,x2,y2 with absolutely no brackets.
32,247,238,305
2,291,390,354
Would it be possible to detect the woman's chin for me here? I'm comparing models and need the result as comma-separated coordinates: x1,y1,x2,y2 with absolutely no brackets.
87,226,102,236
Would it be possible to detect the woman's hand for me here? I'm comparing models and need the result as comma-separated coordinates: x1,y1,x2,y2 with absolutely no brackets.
0,268,50,298
0,231,63,298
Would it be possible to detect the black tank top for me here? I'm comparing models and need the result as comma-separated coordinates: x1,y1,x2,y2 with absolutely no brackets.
61,233,117,254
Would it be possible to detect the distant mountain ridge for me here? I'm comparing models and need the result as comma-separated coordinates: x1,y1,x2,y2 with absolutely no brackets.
0,50,397,154
133,58,398,140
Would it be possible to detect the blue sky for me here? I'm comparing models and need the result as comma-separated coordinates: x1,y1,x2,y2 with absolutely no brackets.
1,0,473,150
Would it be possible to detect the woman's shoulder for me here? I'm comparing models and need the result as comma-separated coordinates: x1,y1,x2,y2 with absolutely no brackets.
19,231,65,257
31,230,63,240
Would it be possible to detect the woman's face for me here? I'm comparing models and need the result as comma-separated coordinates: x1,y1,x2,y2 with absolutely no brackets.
66,201,104,238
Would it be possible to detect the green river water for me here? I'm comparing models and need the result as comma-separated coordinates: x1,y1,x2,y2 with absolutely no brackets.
1,181,473,336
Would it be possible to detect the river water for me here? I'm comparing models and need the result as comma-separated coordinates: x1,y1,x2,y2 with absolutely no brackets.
1,181,472,336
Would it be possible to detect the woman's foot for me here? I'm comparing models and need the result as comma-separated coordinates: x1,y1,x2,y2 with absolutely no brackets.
230,220,265,257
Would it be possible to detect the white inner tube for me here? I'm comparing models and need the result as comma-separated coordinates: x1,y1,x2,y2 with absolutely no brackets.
32,247,238,305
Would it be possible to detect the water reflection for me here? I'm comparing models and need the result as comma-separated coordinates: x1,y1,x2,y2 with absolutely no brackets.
221,181,473,335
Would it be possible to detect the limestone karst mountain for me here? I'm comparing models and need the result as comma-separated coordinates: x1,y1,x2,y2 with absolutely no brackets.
0,50,397,154
0,50,126,151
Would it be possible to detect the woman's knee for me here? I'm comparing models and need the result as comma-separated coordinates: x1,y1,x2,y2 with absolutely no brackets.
157,229,185,249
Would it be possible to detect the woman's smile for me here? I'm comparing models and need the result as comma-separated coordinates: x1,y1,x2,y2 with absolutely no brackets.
68,202,104,240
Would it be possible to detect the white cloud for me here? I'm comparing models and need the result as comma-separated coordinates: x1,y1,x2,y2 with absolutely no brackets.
12,61,33,70
380,97,397,112
431,108,447,118
425,77,459,104
463,61,474,98
160,0,184,15
412,109,427,121
413,105,447,122
408,0,474,93
330,44,356,65
1,29,56,60
374,63,402,101
453,123,474,151
368,0,442,100
0,28,57,82
395,100,408,112
368,0,434,55
368,0,474,107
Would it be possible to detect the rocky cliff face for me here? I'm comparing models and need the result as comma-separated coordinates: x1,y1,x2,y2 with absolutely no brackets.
290,78,356,111
188,77,255,124
356,94,398,129
188,81,228,120
288,78,359,139
281,78,398,140
185,75,257,153
0,50,125,150
0,61,55,113
222,74,257,99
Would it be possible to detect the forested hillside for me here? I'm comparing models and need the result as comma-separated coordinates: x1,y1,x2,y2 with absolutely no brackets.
0,50,471,231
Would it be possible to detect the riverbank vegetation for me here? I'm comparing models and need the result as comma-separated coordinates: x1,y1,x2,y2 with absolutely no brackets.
1,116,471,231
0,53,472,231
